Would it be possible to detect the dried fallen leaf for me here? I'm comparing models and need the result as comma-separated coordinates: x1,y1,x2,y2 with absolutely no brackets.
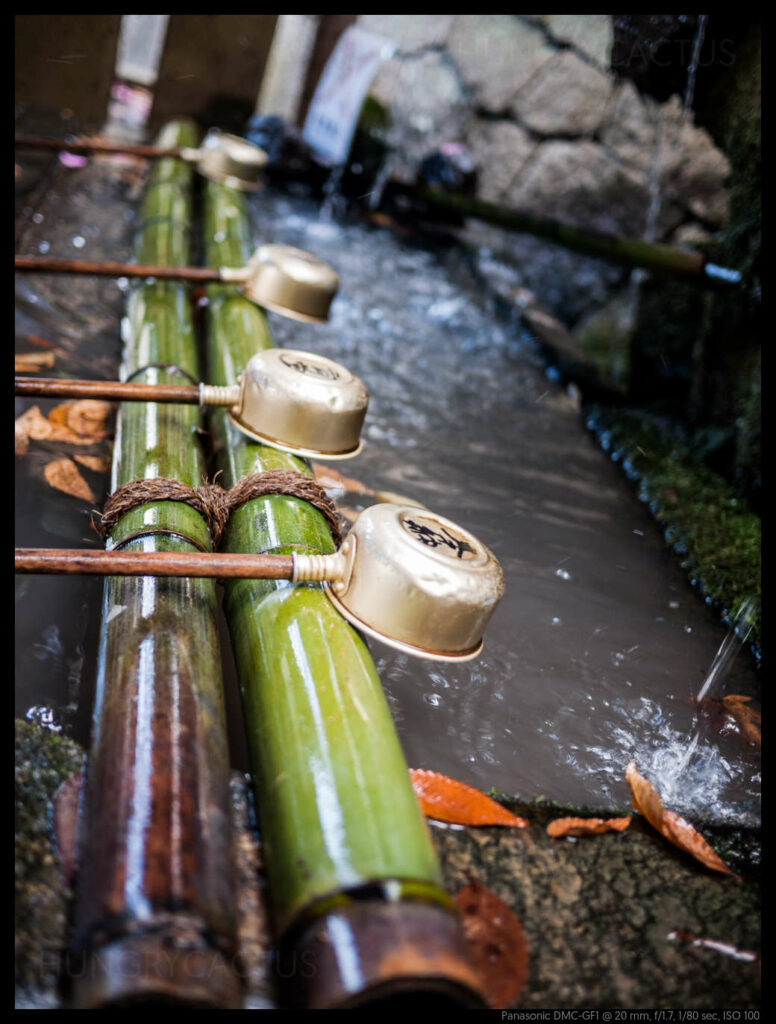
454,880,529,1009
547,816,631,838
312,462,372,495
720,694,761,747
313,464,428,509
625,762,739,879
47,403,72,429
15,350,57,372
14,404,97,448
74,454,112,474
44,458,96,502
15,405,54,441
65,399,113,438
410,768,529,828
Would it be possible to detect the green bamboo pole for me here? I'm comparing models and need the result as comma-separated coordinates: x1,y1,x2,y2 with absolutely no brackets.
202,183,483,1008
384,181,742,289
71,121,241,1009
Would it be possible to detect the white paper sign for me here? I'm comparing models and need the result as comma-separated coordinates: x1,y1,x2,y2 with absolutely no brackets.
303,25,396,167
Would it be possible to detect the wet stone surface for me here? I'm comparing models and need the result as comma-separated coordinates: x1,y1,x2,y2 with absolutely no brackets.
15,728,760,1009
431,810,760,1009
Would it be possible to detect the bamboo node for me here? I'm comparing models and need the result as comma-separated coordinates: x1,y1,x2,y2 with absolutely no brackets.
93,470,343,550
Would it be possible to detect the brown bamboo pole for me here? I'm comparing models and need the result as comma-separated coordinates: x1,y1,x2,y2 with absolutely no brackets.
16,548,294,579
15,376,200,403
15,134,187,159
15,255,224,282
69,120,241,1009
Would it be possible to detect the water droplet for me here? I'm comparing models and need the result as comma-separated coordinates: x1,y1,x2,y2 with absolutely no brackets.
70,234,86,249
669,600,680,609
683,625,693,634
555,568,572,581
32,211,44,224
551,616,562,626
423,692,442,707
38,240,50,254
214,231,226,243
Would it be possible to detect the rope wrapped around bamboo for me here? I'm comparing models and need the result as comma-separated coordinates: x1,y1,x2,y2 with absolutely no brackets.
93,470,343,549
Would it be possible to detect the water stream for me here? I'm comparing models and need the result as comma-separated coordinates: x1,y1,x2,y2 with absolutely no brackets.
15,148,760,828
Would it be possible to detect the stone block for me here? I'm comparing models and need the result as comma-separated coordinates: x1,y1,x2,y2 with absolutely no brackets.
507,140,650,237
513,49,613,136
545,14,613,68
464,119,534,201
358,14,453,52
370,50,467,161
447,15,554,112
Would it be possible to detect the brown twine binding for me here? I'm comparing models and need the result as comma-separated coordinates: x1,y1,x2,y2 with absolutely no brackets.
222,470,342,547
92,470,342,549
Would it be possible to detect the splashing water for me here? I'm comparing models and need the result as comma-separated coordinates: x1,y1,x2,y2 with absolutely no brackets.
696,598,758,702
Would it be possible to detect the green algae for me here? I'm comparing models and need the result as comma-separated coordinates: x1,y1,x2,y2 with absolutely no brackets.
586,405,761,660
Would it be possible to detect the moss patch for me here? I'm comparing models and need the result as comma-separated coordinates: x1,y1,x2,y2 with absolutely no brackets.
15,719,84,997
585,406,760,660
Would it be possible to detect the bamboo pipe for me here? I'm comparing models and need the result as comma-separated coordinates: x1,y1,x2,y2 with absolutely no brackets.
15,376,200,403
16,548,295,579
384,181,742,288
15,255,236,283
202,181,484,1008
68,121,241,1010
15,134,194,159
15,132,268,191
14,250,338,323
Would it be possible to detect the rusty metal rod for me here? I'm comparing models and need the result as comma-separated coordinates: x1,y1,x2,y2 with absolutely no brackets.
15,376,200,403
15,134,186,159
15,255,225,282
16,548,295,579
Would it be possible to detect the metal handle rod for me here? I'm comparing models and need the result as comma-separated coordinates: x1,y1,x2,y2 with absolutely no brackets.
15,376,201,404
15,255,229,283
15,134,188,160
16,548,295,579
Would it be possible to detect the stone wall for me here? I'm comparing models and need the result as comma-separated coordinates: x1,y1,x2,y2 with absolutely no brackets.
358,15,730,324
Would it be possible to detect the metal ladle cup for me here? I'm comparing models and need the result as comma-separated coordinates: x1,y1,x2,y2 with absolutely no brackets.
183,129,268,190
201,348,369,459
296,503,506,661
222,244,340,322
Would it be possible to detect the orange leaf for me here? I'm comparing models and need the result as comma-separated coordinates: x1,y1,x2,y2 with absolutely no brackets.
65,399,113,438
454,881,529,1009
547,816,631,838
625,762,738,878
15,350,57,372
312,462,372,495
15,405,97,447
720,694,761,747
74,454,112,474
409,768,529,828
16,405,54,441
44,458,95,502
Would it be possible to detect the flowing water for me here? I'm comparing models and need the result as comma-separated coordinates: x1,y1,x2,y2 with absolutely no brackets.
15,153,760,827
